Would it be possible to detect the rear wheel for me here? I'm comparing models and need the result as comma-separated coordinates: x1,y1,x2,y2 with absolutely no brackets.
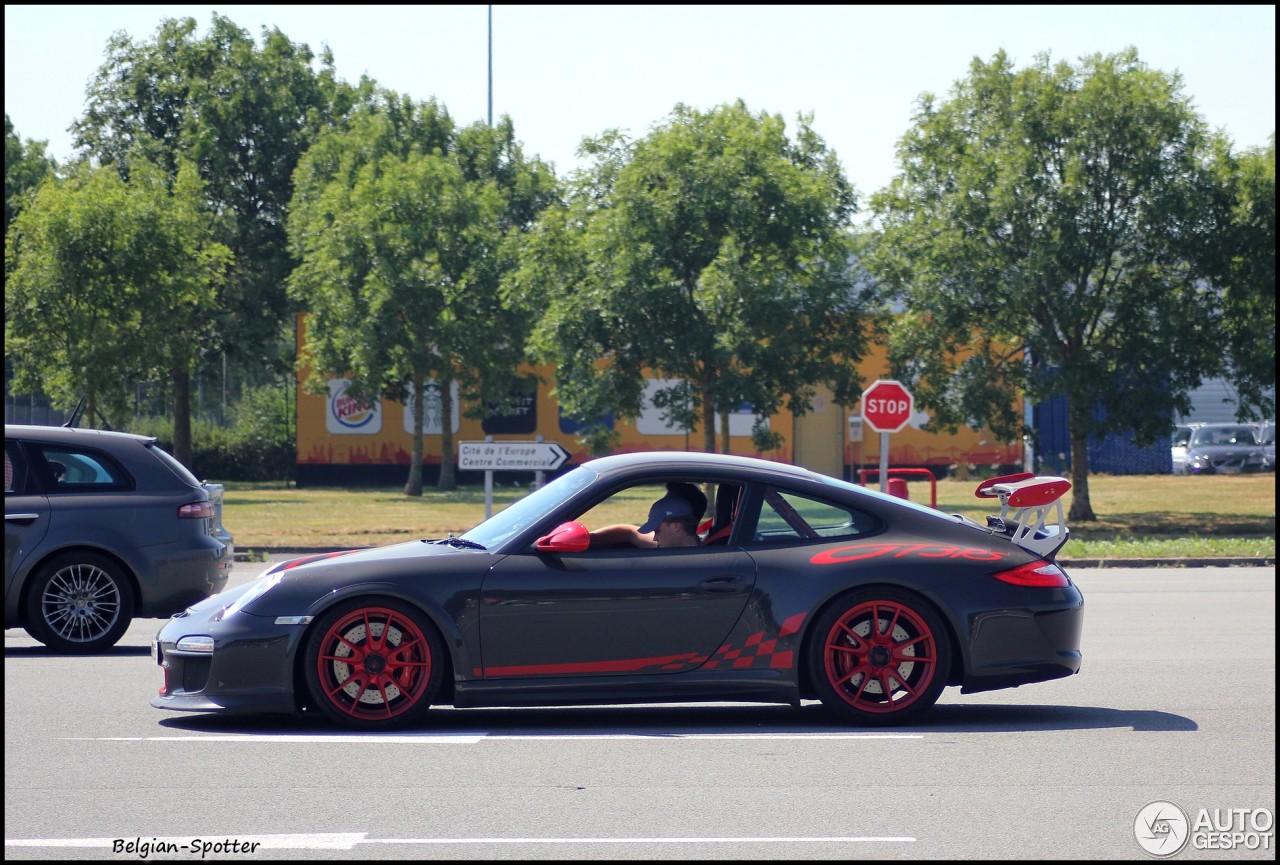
24,552,134,653
808,587,951,725
304,598,444,730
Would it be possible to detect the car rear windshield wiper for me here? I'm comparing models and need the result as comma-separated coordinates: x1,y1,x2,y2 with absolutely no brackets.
427,536,487,550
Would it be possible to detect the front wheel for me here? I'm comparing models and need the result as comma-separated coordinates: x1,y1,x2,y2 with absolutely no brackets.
304,598,444,730
24,552,134,653
808,588,951,725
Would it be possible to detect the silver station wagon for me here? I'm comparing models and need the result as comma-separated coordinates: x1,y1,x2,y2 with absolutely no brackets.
5,424,232,652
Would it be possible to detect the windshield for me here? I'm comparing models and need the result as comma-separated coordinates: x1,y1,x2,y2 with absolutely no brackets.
462,466,597,550
1191,426,1259,446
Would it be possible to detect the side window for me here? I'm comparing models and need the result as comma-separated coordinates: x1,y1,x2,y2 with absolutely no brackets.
33,445,130,492
5,441,28,494
576,482,669,539
569,478,729,550
750,487,879,546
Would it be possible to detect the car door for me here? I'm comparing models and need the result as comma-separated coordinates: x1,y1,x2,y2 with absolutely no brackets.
4,439,50,596
480,545,757,678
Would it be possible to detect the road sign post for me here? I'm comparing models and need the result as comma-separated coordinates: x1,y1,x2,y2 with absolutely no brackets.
458,439,571,517
861,380,914,494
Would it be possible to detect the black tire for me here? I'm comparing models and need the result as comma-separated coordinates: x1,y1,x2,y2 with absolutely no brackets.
808,587,951,726
23,552,134,653
304,597,445,730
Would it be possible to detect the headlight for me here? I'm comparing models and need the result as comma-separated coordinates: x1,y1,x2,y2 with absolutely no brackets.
217,573,285,620
175,635,215,653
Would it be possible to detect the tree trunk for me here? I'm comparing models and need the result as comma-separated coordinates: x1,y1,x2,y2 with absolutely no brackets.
404,373,424,497
701,389,716,453
172,364,193,470
1067,402,1096,522
438,376,457,490
719,407,731,455
85,388,97,431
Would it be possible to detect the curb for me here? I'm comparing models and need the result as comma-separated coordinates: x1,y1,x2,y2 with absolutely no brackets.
1059,556,1275,568
234,547,1275,569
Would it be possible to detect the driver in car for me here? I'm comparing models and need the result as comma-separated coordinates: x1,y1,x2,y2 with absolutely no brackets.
590,481,707,549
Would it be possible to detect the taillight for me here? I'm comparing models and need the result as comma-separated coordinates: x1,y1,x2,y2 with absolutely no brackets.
178,501,215,519
992,561,1069,588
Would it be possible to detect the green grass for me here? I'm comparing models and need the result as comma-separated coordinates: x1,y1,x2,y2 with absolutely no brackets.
217,472,1275,560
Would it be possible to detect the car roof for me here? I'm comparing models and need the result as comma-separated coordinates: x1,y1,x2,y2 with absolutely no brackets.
581,450,821,481
1192,422,1256,431
5,424,157,446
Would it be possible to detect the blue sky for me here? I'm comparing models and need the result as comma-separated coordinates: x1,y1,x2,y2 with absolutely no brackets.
5,4,1275,202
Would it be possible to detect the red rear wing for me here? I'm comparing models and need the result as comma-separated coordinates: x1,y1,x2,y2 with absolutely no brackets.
974,472,1034,498
975,474,1072,559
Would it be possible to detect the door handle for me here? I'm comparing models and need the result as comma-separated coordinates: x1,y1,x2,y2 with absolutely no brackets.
5,513,41,522
698,576,747,594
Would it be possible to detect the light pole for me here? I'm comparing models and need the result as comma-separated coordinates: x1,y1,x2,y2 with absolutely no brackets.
487,5,493,125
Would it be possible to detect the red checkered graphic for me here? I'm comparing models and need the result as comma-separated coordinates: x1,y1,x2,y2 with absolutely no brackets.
702,612,806,671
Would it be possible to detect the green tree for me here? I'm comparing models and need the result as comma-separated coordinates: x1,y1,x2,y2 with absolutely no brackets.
5,114,56,236
868,49,1223,521
288,95,557,494
1201,135,1275,417
73,14,362,390
5,160,231,454
514,101,873,455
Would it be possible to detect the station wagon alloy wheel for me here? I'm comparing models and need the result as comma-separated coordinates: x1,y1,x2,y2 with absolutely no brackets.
25,552,134,653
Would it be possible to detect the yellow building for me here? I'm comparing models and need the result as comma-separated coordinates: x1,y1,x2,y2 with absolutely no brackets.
294,314,1021,486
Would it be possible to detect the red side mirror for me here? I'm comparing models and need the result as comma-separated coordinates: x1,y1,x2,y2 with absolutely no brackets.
535,521,590,553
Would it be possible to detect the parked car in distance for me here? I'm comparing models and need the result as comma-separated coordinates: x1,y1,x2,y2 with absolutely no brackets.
1256,423,1275,472
5,424,233,652
1183,423,1267,475
153,451,1082,730
1170,424,1193,475
202,482,235,560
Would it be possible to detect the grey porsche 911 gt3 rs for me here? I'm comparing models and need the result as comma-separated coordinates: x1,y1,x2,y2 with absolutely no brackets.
153,451,1082,730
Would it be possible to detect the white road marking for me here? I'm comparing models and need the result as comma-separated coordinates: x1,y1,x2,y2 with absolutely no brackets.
6,833,915,850
64,732,922,743
364,836,917,844
65,734,488,744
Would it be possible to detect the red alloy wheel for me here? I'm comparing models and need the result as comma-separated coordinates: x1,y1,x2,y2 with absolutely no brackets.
310,603,437,726
813,591,950,723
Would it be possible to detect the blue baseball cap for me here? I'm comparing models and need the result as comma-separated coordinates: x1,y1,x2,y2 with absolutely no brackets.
638,494,695,533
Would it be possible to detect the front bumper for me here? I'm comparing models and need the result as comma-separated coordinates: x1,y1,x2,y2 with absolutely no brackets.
1187,454,1266,474
150,605,303,715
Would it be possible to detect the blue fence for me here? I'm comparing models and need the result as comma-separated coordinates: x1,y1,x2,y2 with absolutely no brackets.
1033,395,1171,475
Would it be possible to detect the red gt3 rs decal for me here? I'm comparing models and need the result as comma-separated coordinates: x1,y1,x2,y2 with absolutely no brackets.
475,613,810,677
480,652,707,677
701,612,806,671
810,542,1005,565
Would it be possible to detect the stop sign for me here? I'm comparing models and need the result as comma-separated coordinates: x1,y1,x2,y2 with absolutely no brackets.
861,379,914,434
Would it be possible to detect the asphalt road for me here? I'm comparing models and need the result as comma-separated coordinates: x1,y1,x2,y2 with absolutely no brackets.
4,560,1276,860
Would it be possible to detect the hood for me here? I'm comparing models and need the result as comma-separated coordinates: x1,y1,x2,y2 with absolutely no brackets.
262,538,486,578
236,537,493,619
